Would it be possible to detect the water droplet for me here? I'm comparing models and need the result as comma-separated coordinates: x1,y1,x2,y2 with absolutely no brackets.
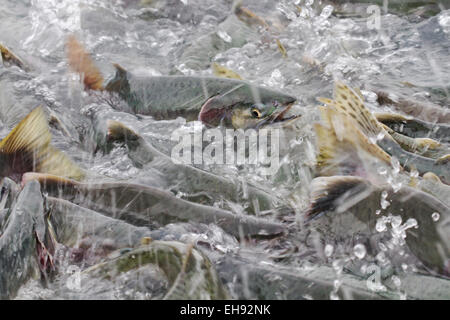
324,244,334,257
410,169,419,178
360,264,367,274
332,259,344,275
380,190,390,209
403,218,418,230
378,167,387,175
376,217,387,232
265,69,285,88
390,157,400,174
376,251,387,264
391,275,401,288
375,210,381,215
217,30,232,43
353,244,366,259
432,212,440,222
376,132,385,142
333,279,342,290
391,215,402,229
330,291,340,300
320,5,334,19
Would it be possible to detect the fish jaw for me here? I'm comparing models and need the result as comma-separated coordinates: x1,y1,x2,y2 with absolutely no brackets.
253,102,301,129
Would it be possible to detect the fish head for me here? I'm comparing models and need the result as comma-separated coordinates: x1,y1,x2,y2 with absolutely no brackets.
199,91,298,129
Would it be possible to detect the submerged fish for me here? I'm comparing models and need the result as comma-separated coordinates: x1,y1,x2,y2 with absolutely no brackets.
379,123,449,160
376,91,450,124
28,196,229,299
66,36,298,129
375,112,450,144
177,1,279,71
0,107,84,182
217,253,450,299
83,241,229,300
328,0,446,20
23,173,285,239
306,175,449,276
92,116,284,213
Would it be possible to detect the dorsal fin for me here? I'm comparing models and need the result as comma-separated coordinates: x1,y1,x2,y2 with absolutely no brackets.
305,176,372,221
66,35,104,91
104,63,130,95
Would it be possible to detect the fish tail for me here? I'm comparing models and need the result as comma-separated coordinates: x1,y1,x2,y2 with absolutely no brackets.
318,81,384,138
66,35,104,91
37,146,85,180
314,105,391,176
305,176,371,221
0,107,84,181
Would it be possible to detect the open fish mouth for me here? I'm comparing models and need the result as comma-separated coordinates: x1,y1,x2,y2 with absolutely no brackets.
256,103,301,128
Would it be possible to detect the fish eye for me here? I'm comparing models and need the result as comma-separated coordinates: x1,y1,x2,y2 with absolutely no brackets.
251,107,262,118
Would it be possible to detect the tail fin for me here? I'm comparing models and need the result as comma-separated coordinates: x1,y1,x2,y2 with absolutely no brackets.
305,176,372,221
66,35,104,91
318,81,384,139
0,107,85,181
314,105,392,177
38,146,85,180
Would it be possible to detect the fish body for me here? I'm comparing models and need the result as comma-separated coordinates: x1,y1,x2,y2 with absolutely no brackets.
66,36,297,129
84,241,229,300
376,91,450,124
44,197,229,299
376,112,450,144
217,254,450,299
88,115,283,213
104,66,297,128
23,173,285,238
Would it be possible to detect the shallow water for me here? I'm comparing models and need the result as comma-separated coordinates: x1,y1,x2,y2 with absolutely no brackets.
0,0,449,299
